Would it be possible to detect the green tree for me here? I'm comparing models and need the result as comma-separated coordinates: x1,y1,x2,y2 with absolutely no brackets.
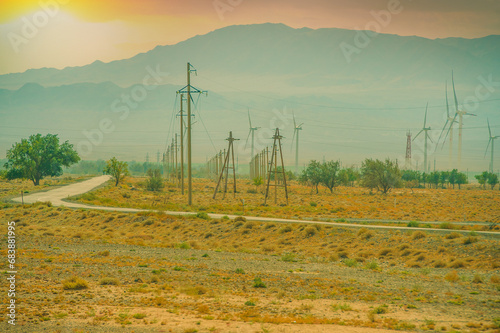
320,161,341,193
487,172,499,190
146,168,164,191
4,134,80,185
104,157,129,186
339,167,359,187
360,158,401,194
301,160,323,194
475,171,489,189
439,171,449,189
456,172,467,189
448,169,458,189
428,171,440,189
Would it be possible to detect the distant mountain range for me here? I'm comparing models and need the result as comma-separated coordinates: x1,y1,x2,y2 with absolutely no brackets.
1,23,499,171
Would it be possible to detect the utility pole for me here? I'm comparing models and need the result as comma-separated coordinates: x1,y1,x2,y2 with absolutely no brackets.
213,131,239,199
176,63,207,205
264,128,288,205
178,94,185,194
175,134,178,185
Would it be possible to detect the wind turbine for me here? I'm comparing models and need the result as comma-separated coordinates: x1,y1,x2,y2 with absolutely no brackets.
485,118,499,173
413,103,433,173
291,113,303,176
443,71,476,170
437,81,457,169
245,109,260,159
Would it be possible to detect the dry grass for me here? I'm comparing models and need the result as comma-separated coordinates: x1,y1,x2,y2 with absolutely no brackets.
67,177,500,225
62,276,89,290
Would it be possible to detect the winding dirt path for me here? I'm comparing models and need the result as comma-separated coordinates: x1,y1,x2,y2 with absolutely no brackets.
11,176,499,238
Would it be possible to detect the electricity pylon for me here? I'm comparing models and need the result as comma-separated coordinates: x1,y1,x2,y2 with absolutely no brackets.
265,128,288,205
213,131,239,199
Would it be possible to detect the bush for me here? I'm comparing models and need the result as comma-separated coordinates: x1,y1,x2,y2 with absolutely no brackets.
253,277,266,288
344,258,358,267
371,305,388,314
412,231,426,240
310,202,317,207
63,276,89,290
463,236,478,245
279,225,293,233
366,261,379,270
304,226,317,237
281,253,297,262
196,212,210,220
234,216,246,222
176,242,191,249
146,168,164,191
407,221,420,228
445,232,461,239
100,277,119,285
445,271,459,282
449,259,466,268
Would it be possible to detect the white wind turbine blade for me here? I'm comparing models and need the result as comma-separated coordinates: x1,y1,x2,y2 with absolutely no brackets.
442,112,458,144
424,103,428,127
452,70,459,113
244,130,251,149
247,108,252,129
485,138,492,158
413,129,424,141
488,118,492,138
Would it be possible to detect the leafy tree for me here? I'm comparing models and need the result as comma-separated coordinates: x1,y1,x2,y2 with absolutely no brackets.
301,160,323,194
456,172,467,189
360,158,401,194
475,171,489,189
402,170,421,189
4,134,80,185
104,157,129,186
428,171,440,189
320,161,341,193
146,168,164,191
448,169,458,189
339,167,359,187
487,173,499,190
439,171,449,189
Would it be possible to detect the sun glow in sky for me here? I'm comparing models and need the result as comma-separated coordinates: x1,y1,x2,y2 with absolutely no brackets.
1,0,499,74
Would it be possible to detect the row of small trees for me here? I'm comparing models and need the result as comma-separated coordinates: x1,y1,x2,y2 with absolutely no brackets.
1,134,498,193
402,169,468,189
298,161,359,193
297,159,495,194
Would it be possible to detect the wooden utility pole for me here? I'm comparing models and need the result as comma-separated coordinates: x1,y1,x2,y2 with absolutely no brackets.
187,63,192,205
264,128,288,205
179,94,185,194
213,131,239,199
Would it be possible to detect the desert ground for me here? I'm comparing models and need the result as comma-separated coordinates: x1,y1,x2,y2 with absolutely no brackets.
0,176,499,332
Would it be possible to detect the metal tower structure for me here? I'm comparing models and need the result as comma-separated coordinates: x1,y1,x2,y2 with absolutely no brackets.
213,131,239,199
405,131,411,170
264,128,288,205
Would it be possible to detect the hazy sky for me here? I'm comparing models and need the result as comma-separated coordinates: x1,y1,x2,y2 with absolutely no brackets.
1,0,499,75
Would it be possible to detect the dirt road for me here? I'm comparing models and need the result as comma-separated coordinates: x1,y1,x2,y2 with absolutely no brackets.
11,175,499,237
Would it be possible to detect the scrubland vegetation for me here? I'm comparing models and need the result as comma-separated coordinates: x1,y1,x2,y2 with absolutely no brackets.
0,177,499,332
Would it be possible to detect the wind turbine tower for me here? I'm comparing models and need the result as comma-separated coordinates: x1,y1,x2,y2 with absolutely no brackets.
450,71,476,170
438,81,456,169
291,113,303,175
413,103,432,173
486,119,499,173
246,109,260,159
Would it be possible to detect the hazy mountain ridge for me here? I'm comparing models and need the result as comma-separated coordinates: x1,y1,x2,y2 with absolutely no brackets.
1,23,499,169
0,23,499,91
